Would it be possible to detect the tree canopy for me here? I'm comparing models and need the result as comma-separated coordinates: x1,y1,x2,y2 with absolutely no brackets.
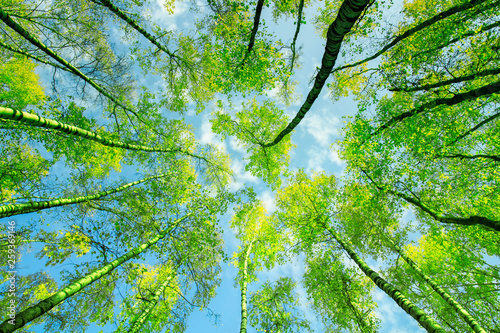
1,0,499,332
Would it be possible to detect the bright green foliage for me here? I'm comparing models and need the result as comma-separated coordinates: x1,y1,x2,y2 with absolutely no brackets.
304,251,379,332
0,55,45,108
230,200,288,333
387,228,500,332
231,200,287,281
0,0,132,106
0,140,51,202
212,99,295,189
126,0,291,113
335,181,410,259
275,169,336,251
0,213,192,332
35,226,91,266
338,0,500,230
249,277,311,333
3,0,500,331
275,171,448,332
199,3,290,96
115,263,182,333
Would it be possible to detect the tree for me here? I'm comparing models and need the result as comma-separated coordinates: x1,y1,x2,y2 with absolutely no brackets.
264,0,373,147
114,262,183,333
249,277,311,333
382,233,487,333
275,170,447,332
386,229,500,332
211,98,294,189
331,179,500,331
229,201,287,333
0,172,173,218
304,251,379,332
0,55,45,109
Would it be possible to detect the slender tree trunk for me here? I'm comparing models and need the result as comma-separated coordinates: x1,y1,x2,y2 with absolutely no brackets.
264,0,372,147
289,0,305,72
384,235,487,333
325,226,446,333
0,106,180,153
387,20,500,78
89,0,179,60
389,67,500,92
127,276,174,333
0,173,170,218
370,80,500,138
0,40,69,72
0,8,142,121
0,106,224,177
239,241,254,333
360,169,500,232
437,153,500,162
447,110,500,146
0,214,190,333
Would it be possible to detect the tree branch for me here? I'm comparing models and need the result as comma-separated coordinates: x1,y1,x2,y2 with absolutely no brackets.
369,80,500,140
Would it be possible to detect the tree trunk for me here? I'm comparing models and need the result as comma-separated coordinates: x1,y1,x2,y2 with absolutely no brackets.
370,80,500,138
240,0,265,67
0,40,69,72
326,226,446,333
360,169,500,232
127,276,174,333
0,214,190,333
0,173,171,218
89,0,178,60
264,0,372,147
385,235,487,333
0,8,141,121
389,67,500,92
239,241,254,333
0,107,181,153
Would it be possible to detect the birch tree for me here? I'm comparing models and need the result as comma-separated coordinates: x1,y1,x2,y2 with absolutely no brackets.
230,201,287,333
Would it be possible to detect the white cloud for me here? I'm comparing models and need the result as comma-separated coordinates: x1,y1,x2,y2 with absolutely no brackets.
229,136,246,155
227,158,259,191
267,85,281,101
302,110,341,146
199,116,226,151
147,0,189,31
306,145,344,173
307,147,326,173
258,191,276,214
327,146,343,166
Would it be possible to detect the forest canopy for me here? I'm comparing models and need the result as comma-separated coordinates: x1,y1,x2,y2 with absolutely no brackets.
0,0,499,332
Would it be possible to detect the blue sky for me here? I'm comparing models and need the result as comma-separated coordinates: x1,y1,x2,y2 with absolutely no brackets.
1,0,445,331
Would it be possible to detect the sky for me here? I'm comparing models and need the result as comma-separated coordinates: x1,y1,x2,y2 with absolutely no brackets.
1,0,442,332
